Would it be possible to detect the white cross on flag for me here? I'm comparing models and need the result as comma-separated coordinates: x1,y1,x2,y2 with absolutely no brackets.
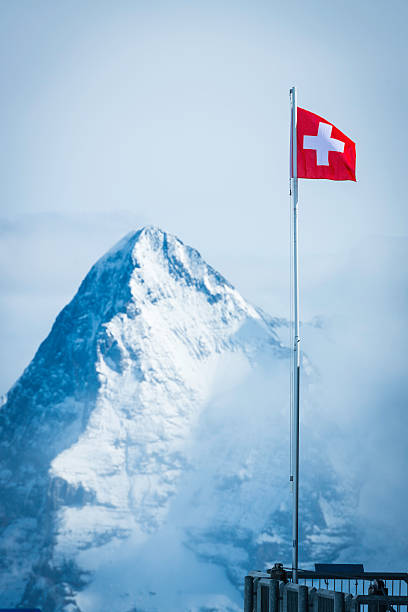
295,107,356,181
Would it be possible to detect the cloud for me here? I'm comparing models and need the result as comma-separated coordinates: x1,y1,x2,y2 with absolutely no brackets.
301,235,408,568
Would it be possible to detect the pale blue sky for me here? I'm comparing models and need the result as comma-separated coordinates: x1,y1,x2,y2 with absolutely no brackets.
0,0,407,388
1,0,407,567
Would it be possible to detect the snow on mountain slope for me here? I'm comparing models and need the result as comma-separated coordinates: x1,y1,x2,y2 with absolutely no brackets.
0,227,358,612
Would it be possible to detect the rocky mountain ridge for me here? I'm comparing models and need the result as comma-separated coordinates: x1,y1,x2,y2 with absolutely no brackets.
0,227,357,612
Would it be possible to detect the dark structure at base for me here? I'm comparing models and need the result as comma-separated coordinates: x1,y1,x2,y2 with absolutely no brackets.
244,564,408,612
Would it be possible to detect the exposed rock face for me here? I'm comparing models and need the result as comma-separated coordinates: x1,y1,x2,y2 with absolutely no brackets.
0,227,357,612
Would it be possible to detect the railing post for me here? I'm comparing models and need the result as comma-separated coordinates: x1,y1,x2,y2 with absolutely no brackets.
281,581,288,612
299,585,308,612
334,591,345,612
244,576,254,612
269,579,280,612
308,588,317,612
256,580,264,612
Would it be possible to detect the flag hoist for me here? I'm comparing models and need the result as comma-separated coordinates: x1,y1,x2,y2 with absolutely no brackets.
289,87,356,583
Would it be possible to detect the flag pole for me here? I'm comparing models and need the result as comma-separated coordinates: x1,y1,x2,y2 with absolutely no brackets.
290,86,300,584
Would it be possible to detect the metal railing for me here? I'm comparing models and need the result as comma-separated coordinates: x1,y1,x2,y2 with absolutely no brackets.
295,570,408,598
244,570,408,612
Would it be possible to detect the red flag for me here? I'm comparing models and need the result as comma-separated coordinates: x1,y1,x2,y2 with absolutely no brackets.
295,107,356,181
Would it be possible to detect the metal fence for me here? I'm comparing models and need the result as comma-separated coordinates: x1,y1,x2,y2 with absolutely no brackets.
295,573,408,598
244,571,408,612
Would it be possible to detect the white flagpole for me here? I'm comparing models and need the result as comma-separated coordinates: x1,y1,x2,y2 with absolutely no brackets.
290,86,300,583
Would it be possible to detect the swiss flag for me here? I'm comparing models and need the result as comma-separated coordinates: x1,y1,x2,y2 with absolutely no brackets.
294,107,356,181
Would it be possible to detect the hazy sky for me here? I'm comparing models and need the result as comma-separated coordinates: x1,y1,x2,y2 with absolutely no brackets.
1,0,407,570
1,0,407,399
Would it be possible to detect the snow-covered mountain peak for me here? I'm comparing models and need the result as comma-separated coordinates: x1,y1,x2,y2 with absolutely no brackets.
0,227,356,612
93,225,258,319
